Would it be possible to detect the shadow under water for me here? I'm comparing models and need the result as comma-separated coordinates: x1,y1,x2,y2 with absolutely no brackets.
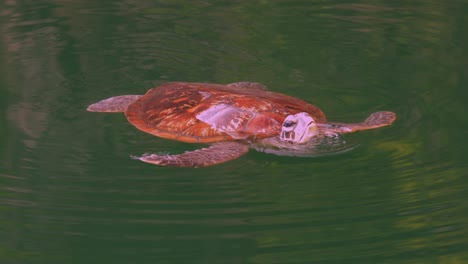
252,134,357,157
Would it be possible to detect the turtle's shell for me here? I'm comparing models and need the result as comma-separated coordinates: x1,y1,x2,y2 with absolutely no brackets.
125,82,326,143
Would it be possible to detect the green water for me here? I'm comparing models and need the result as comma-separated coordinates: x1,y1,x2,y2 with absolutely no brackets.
1,1,468,263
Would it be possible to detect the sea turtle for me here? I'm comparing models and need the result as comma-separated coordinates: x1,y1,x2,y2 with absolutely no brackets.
87,82,396,167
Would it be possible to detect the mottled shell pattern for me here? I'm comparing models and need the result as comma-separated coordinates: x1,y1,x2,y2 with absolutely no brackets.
125,82,326,143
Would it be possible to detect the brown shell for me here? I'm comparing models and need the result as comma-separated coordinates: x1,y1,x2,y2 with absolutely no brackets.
125,82,326,143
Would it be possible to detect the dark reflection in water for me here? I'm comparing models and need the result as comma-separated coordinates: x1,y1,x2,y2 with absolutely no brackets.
1,0,468,263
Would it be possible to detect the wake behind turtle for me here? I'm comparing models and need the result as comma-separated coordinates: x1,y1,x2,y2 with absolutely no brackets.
87,82,396,167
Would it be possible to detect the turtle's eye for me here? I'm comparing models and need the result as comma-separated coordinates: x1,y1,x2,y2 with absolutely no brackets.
283,120,296,127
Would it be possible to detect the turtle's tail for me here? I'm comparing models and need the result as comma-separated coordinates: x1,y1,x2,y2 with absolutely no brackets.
87,95,142,112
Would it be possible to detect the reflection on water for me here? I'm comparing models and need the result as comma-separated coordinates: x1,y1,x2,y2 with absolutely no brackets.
1,0,468,263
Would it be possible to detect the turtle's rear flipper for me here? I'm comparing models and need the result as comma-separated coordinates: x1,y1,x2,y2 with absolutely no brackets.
319,111,396,134
134,142,249,168
87,95,142,112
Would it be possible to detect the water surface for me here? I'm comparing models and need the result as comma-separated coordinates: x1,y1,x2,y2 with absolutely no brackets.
1,0,467,263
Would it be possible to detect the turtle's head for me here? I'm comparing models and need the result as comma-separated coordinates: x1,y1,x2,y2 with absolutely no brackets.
280,112,319,144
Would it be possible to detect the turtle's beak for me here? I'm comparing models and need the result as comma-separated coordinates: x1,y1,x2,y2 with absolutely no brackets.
297,120,319,144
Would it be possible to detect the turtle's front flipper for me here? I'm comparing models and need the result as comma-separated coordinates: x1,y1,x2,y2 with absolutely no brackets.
134,142,249,168
361,111,396,128
319,111,396,134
